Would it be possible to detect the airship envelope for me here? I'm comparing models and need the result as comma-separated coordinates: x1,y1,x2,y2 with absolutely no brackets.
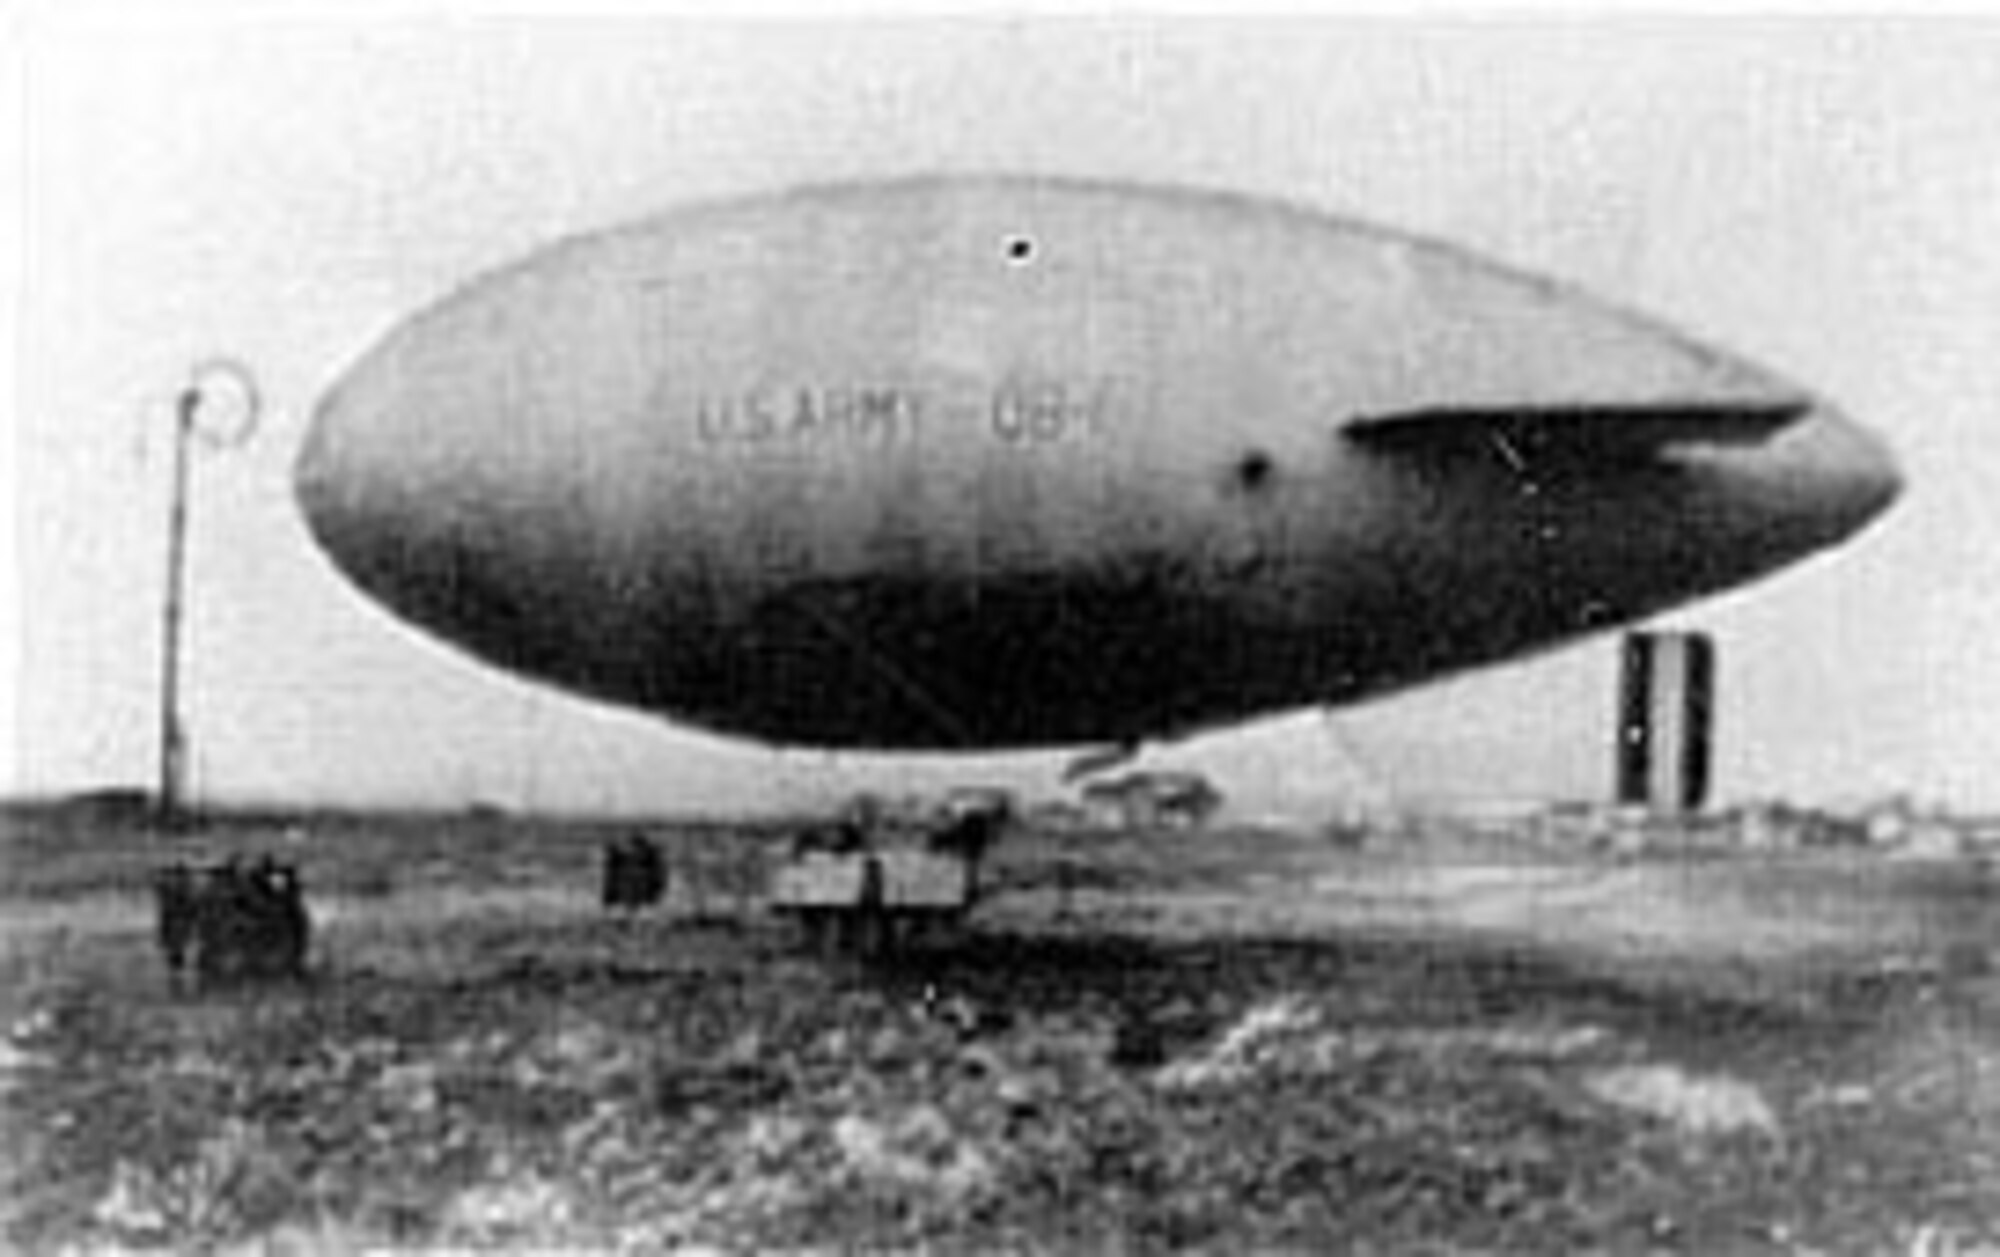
297,176,1900,751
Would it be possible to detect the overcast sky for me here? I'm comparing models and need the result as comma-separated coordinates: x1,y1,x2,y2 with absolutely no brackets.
6,15,1999,818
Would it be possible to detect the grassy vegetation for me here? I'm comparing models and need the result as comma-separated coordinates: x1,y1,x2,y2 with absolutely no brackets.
1,803,1995,1253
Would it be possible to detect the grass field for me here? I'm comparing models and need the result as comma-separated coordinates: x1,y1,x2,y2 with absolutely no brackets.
1,803,1995,1254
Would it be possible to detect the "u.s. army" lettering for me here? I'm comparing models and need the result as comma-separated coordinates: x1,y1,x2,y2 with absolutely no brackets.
690,376,1117,447
694,386,918,444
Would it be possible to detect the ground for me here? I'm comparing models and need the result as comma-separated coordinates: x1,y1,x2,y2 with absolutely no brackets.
0,806,1995,1254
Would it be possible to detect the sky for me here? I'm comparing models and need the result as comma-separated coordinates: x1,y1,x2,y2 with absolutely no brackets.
6,14,2000,819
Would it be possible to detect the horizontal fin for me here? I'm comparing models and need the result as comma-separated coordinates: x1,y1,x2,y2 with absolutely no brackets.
1343,399,1810,464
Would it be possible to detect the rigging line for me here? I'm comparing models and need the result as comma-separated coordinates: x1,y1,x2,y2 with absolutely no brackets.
1486,428,1528,477
789,595,980,750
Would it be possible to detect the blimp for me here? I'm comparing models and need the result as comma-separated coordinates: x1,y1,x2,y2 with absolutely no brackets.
296,175,1900,755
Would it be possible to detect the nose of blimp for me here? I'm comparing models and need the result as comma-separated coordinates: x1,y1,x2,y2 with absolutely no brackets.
293,390,352,564
293,380,383,581
293,365,444,615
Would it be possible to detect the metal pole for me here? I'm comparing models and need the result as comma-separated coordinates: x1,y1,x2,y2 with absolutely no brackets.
158,387,198,829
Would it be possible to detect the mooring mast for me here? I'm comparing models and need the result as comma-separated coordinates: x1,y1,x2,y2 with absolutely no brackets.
155,360,259,829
